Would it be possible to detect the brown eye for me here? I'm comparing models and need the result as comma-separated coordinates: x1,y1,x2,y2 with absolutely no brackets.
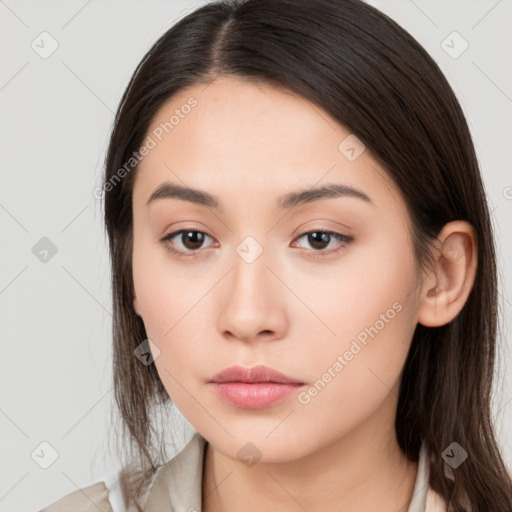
292,230,354,257
160,229,216,257
304,231,331,250
159,228,353,260
179,230,207,250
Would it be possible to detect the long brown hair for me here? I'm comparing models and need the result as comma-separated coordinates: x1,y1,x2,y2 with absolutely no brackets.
101,0,512,509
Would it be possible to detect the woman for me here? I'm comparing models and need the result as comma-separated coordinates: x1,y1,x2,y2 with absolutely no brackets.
40,0,512,510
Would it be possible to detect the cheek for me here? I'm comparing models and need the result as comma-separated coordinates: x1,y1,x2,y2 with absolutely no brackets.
290,281,417,451
132,224,212,340
283,225,417,355
132,236,217,400
292,240,419,429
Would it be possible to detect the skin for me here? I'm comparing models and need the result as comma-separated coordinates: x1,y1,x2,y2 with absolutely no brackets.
131,76,477,511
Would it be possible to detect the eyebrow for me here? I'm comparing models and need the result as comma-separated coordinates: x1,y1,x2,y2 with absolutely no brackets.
145,182,373,210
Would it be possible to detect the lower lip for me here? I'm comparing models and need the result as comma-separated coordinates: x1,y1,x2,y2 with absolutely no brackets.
210,382,304,409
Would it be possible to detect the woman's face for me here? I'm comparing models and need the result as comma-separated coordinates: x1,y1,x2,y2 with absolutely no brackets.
131,76,424,462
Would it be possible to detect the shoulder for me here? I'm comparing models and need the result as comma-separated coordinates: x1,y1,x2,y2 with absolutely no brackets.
38,460,168,512
142,431,208,510
39,481,112,512
38,468,143,512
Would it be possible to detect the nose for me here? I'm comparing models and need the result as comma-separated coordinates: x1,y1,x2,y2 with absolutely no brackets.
216,241,288,344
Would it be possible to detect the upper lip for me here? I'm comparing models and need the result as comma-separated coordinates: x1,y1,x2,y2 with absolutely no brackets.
210,365,304,384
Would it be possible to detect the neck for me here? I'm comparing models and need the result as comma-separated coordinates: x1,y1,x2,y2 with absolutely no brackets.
201,396,419,512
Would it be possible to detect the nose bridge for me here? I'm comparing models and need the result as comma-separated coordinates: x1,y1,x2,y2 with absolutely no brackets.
217,233,286,340
230,234,273,309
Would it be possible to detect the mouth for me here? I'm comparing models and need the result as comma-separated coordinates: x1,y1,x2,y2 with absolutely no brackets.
209,365,305,409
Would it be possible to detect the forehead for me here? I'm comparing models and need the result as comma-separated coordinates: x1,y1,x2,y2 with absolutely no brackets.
132,77,401,215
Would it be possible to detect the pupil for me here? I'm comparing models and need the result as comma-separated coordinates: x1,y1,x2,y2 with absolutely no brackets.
309,232,329,250
184,231,204,249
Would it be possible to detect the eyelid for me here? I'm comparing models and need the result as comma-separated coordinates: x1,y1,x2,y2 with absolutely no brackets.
160,228,217,259
292,228,354,257
160,226,354,259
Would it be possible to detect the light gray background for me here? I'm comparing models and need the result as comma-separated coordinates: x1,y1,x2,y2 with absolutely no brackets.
1,1,511,510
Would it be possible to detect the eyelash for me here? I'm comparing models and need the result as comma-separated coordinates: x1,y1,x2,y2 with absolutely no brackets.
159,228,354,260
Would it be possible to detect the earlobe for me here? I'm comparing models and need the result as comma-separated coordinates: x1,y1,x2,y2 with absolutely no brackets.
132,281,141,317
133,298,141,316
417,220,478,327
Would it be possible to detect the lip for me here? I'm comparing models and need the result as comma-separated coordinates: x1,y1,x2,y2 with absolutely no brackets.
209,365,305,409
210,365,304,385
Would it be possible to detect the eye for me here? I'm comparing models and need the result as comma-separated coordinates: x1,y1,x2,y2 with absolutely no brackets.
160,229,217,259
291,229,354,258
159,228,354,259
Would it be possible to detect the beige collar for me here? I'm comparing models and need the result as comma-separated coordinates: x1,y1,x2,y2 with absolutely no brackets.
143,432,438,512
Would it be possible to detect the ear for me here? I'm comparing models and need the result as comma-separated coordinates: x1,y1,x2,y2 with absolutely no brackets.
416,220,478,327
132,281,141,317
133,298,141,316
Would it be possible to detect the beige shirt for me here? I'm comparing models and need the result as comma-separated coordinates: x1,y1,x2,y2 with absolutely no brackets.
39,432,447,512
